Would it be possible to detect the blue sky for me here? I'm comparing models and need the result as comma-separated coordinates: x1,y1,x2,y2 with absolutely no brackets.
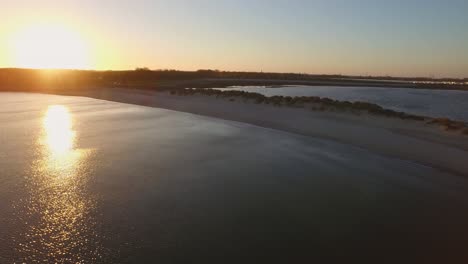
1,0,467,77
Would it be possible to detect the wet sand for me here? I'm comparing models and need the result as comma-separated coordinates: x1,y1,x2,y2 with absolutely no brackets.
79,88,468,176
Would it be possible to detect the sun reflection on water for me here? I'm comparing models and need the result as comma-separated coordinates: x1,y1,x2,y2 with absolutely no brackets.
40,105,83,179
43,105,75,155
18,105,102,263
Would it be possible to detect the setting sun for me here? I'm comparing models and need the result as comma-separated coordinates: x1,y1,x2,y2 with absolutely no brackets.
9,23,91,69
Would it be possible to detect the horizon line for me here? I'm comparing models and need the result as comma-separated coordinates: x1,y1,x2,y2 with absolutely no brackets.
1,67,466,80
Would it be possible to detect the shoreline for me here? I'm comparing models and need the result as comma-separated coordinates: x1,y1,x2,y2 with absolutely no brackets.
62,87,468,177
1,68,468,92
186,78,468,91
103,78,468,92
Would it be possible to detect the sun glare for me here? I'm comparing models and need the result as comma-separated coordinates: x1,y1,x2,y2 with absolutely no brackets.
10,23,91,69
43,105,75,155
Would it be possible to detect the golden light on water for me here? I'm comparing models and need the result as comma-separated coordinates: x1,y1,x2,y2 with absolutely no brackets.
18,105,101,263
40,105,85,180
43,105,75,155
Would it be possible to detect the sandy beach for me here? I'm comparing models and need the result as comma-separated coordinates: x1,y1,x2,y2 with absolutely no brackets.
73,88,468,177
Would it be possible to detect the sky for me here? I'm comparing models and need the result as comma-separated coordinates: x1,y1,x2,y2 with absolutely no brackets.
0,0,467,77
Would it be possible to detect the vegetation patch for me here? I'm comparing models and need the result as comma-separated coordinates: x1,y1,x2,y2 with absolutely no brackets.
173,88,426,121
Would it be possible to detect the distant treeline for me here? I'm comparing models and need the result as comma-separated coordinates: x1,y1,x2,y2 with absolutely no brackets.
0,68,466,92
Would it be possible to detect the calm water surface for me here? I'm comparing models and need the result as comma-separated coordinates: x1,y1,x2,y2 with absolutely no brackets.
1,92,468,262
216,86,468,122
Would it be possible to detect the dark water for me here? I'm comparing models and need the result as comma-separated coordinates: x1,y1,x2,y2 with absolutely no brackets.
216,86,468,122
1,92,468,263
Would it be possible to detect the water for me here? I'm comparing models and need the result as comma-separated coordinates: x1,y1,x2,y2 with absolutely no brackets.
216,86,468,122
1,92,468,262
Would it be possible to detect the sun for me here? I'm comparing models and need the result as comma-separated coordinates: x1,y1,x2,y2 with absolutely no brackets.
9,23,92,69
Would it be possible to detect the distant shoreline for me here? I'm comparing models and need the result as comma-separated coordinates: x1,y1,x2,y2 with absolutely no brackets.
1,68,467,92
112,78,468,92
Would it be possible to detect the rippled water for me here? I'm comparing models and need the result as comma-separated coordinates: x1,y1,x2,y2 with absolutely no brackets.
216,86,468,122
1,92,468,262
